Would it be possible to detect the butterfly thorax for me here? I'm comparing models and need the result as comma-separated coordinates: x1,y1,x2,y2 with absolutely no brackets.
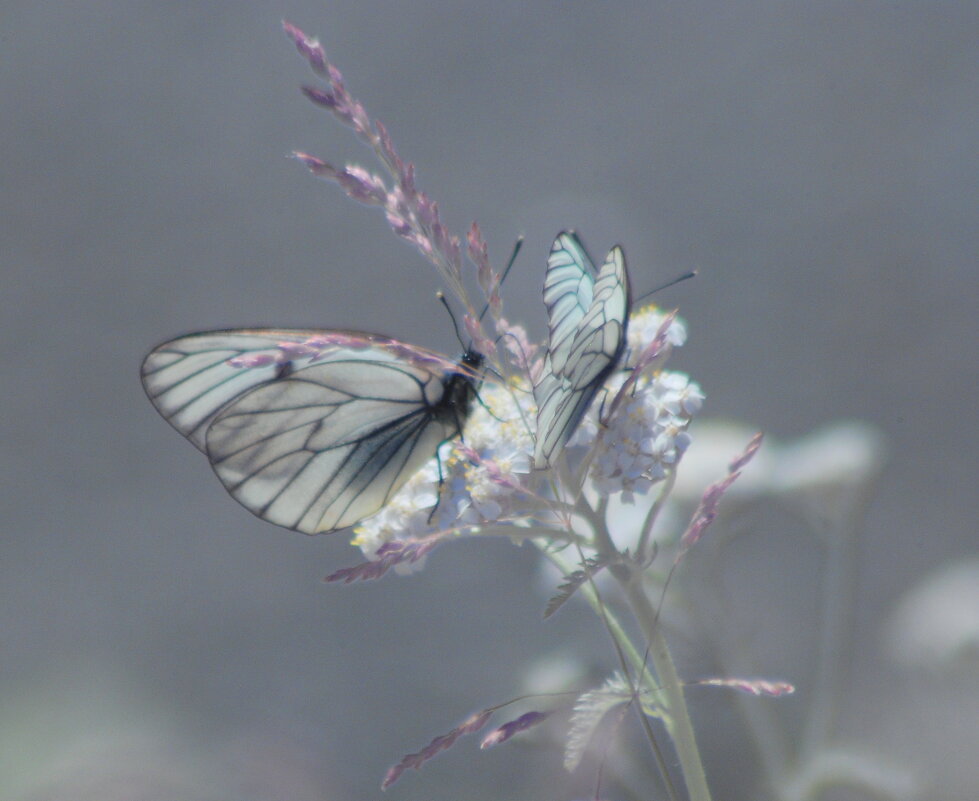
433,349,483,435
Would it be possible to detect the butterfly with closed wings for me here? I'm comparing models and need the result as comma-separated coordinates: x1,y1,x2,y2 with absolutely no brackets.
534,231,630,468
141,330,482,534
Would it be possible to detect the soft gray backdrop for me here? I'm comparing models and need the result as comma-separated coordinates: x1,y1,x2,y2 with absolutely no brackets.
3,2,976,799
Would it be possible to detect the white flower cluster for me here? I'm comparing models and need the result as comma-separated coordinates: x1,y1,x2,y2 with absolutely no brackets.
439,382,535,524
352,304,703,560
351,381,535,563
350,460,441,565
588,370,703,502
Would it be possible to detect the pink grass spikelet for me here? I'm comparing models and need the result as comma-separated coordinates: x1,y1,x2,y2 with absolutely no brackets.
696,678,796,697
335,165,387,205
678,472,738,555
384,207,412,239
326,64,346,97
480,711,551,749
382,710,492,789
300,84,339,109
374,120,404,180
482,459,525,492
413,233,435,257
275,342,319,359
401,162,418,204
348,100,371,138
431,220,449,258
497,320,539,378
678,433,762,555
282,21,328,76
325,536,445,584
489,289,503,318
729,431,764,473
414,192,438,229
227,353,277,368
467,222,494,295
463,315,495,358
291,151,335,177
634,311,677,371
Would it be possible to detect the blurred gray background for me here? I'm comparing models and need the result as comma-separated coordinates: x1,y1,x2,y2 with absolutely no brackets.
3,1,976,799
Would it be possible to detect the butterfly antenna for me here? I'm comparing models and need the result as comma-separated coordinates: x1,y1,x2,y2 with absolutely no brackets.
632,269,698,307
437,291,468,352
477,235,524,322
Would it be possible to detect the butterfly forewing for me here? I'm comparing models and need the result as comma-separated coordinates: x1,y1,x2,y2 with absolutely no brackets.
141,330,479,534
140,331,324,450
561,247,628,384
534,238,629,468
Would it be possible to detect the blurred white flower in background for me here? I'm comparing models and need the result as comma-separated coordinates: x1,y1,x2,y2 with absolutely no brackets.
885,558,979,669
673,419,886,508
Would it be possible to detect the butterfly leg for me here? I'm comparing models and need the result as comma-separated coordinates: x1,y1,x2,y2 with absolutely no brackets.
423,446,451,526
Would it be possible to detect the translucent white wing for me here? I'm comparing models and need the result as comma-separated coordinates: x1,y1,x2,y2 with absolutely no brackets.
141,330,323,450
542,232,596,376
534,239,629,468
142,331,478,534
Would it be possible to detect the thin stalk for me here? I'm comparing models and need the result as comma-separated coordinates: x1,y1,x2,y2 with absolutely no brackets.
637,470,676,563
543,547,679,801
619,565,713,801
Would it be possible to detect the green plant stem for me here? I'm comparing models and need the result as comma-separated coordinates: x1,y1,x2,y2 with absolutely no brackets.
619,565,713,801
637,470,676,563
543,547,680,801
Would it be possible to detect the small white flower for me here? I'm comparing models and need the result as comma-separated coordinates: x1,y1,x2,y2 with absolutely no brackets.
351,460,441,572
625,305,687,367
589,370,703,499
443,382,535,523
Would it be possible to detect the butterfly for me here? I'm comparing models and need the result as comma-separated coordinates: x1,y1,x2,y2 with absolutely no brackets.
533,231,630,467
141,330,482,534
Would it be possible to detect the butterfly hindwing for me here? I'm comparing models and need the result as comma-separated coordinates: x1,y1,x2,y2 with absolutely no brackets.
206,354,458,533
542,232,597,376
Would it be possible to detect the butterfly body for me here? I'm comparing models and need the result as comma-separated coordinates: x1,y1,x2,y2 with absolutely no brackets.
141,330,481,534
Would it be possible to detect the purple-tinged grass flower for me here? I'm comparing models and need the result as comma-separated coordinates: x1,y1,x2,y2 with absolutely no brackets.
282,22,328,75
382,710,492,789
693,677,796,697
678,432,762,557
480,711,551,749
467,222,495,298
325,534,447,584
498,319,541,380
285,22,487,327
291,156,390,205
